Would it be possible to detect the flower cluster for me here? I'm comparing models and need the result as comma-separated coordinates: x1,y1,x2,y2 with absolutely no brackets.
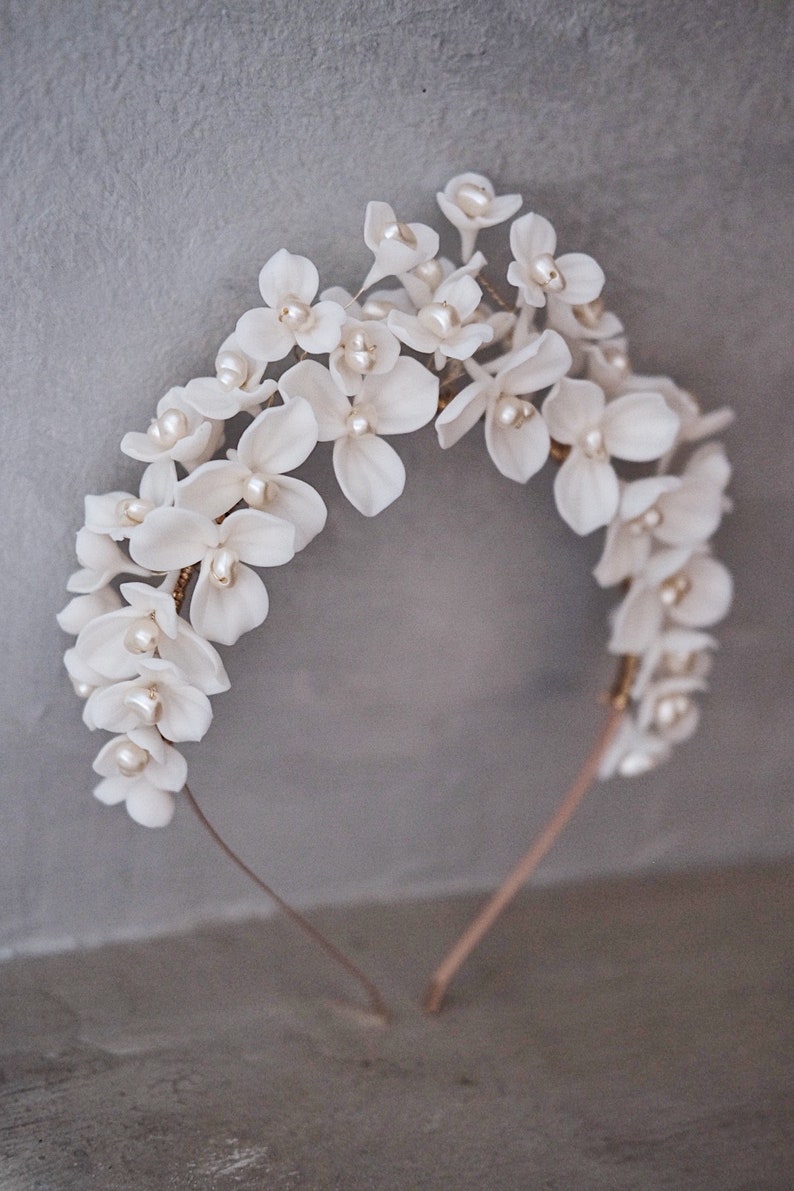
60,172,734,825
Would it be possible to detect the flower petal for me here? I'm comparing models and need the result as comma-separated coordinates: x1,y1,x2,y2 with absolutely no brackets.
672,556,733,628
499,330,573,396
259,248,319,307
602,392,680,461
509,211,557,262
130,507,216,572
435,381,489,449
238,396,319,476
362,357,439,435
189,561,270,645
554,452,619,534
57,587,122,635
125,783,177,828
279,360,350,441
555,252,605,305
220,509,295,567
333,434,405,516
608,585,665,654
542,377,605,444
295,301,346,355
159,624,230,695
175,459,249,519
256,474,327,551
235,307,294,364
484,401,550,483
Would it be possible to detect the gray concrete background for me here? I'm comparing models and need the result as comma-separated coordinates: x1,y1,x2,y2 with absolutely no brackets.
1,0,792,954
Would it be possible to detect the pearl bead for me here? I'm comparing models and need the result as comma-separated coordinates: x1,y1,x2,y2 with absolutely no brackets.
655,693,691,730
123,686,163,726
582,427,606,459
346,409,372,437
602,344,630,376
344,329,377,373
70,677,95,699
572,298,605,329
243,473,276,509
455,181,492,218
123,617,160,655
659,572,691,607
208,547,238,588
116,497,155,527
278,298,312,331
494,396,535,429
147,408,189,449
418,301,460,339
360,298,393,321
215,350,248,390
411,257,443,290
114,739,150,777
381,220,417,249
528,253,566,292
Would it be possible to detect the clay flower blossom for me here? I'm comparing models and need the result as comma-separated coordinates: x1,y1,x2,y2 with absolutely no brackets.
542,378,680,535
508,212,605,309
361,202,439,289
83,459,177,542
121,387,223,471
279,357,438,516
175,397,327,551
84,657,213,742
129,507,295,645
93,727,187,828
437,171,522,262
387,271,494,368
235,249,346,363
436,330,572,483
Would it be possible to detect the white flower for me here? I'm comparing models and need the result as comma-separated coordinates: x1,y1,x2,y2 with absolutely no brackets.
67,528,150,594
507,212,605,309
235,249,346,364
83,459,177,542
594,458,726,587
74,581,230,694
598,715,672,779
63,646,109,705
329,318,401,396
546,297,624,374
93,727,187,828
84,657,213,742
436,331,572,482
609,547,733,655
388,271,494,368
361,201,439,290
543,379,680,535
129,507,295,645
437,172,523,262
58,587,123,636
176,397,326,550
280,358,438,516
632,627,718,696
121,388,223,471
636,674,707,745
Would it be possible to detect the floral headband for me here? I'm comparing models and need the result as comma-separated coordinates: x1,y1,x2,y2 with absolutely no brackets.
59,173,734,1017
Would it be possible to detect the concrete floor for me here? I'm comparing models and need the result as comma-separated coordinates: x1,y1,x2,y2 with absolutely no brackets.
1,864,791,1189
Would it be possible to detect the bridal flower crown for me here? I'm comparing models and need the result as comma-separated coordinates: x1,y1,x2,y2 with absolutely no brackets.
59,172,734,1014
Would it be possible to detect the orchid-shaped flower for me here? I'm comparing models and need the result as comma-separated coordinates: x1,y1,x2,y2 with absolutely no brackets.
235,249,346,364
398,250,487,310
593,445,729,586
328,318,402,396
93,727,187,828
507,212,605,310
598,715,672,779
74,581,230,694
388,270,494,369
542,378,680,535
632,627,718,696
436,172,523,263
84,657,213,742
546,296,624,374
83,459,177,542
121,387,223,471
180,335,277,421
175,397,326,551
609,546,733,655
361,202,439,289
129,507,295,645
67,527,150,595
436,330,572,483
280,358,438,516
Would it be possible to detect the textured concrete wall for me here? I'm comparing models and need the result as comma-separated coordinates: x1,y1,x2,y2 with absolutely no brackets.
1,0,792,953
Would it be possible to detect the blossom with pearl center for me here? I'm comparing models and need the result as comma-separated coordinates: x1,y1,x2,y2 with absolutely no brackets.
507,212,605,310
235,249,346,364
436,172,522,262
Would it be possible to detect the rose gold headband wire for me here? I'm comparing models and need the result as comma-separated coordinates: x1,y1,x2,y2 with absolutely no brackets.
422,693,629,1014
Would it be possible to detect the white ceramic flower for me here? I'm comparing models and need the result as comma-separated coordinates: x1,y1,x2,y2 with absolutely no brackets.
66,528,150,594
361,202,439,289
129,507,295,645
235,249,346,364
609,547,733,655
329,318,401,396
175,398,326,551
437,172,523,262
280,358,438,516
58,587,123,636
543,378,680,535
388,272,494,368
74,581,230,693
93,727,187,828
508,212,605,309
121,388,223,471
436,331,572,483
546,297,624,374
84,657,213,742
83,459,177,542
